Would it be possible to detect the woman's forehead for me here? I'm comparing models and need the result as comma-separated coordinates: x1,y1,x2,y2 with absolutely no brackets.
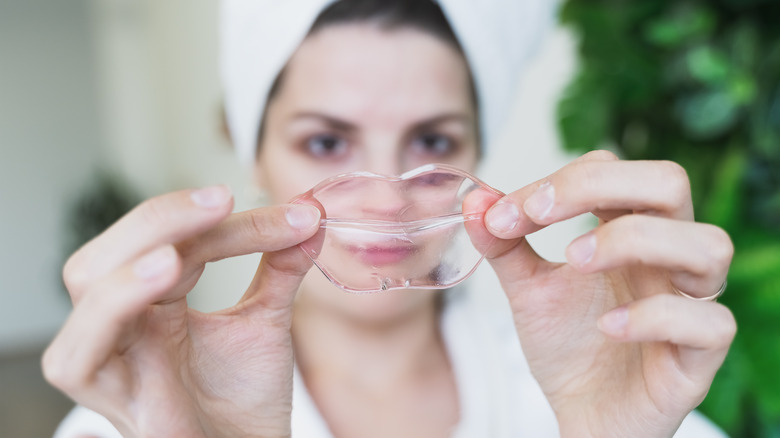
275,24,475,123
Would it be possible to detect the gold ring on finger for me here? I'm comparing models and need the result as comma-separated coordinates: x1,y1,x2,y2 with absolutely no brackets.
671,281,727,302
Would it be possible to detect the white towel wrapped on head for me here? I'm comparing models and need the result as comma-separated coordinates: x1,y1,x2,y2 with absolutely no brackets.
219,0,557,166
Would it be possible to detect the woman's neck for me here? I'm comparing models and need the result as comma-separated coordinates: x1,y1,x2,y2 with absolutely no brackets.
291,290,460,437
291,292,447,394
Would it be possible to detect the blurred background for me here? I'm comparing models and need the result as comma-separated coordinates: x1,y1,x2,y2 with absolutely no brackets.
0,0,777,437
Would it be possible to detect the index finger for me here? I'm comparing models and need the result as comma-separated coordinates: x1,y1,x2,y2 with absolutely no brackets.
178,203,322,266
480,151,616,240
483,151,694,240
64,185,235,299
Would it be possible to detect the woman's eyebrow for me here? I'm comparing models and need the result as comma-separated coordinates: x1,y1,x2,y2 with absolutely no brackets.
288,111,472,133
410,113,472,132
288,112,357,132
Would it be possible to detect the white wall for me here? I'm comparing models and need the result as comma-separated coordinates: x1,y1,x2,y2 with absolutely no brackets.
0,0,104,352
86,0,259,313
0,0,589,351
89,0,250,196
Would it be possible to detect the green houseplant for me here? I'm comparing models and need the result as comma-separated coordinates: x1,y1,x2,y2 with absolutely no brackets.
61,172,140,285
557,1,780,436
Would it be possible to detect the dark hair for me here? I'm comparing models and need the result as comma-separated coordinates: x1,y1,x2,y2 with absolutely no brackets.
256,0,479,149
309,0,464,52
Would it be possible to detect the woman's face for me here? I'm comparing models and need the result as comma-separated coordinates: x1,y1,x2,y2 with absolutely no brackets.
255,23,479,322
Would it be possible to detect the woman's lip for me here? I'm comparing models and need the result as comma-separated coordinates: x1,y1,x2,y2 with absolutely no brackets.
346,244,416,266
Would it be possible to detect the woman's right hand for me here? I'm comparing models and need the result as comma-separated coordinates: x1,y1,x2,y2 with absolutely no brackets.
42,185,321,438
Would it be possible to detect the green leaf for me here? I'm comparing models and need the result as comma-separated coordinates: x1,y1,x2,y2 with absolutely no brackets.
643,4,716,48
745,329,780,421
729,243,780,283
727,73,758,105
675,90,741,139
726,20,760,70
556,72,611,152
700,148,745,229
700,342,750,433
686,46,732,86
750,87,780,159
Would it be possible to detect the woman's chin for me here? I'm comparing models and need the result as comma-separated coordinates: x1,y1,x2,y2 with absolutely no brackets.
296,271,438,327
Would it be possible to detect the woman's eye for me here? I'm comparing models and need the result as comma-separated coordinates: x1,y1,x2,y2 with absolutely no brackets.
411,133,455,157
305,134,348,159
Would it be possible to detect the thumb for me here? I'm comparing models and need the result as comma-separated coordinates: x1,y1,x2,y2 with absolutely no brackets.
238,244,315,315
485,236,545,300
464,190,545,298
235,201,324,315
484,200,546,299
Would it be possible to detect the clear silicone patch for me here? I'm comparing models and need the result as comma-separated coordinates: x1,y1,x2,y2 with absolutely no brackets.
291,164,504,293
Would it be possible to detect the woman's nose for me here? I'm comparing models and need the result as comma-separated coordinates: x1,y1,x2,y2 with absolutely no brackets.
364,154,402,177
359,176,414,221
359,132,406,176
355,139,416,219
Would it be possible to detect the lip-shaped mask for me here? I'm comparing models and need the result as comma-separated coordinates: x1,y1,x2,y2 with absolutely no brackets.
291,164,504,293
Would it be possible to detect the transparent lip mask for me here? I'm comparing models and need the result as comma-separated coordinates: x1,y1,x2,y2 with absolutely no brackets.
290,164,505,293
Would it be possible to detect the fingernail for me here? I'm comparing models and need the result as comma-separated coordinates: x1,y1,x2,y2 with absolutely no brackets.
486,201,520,233
566,233,596,267
191,185,232,208
523,181,554,221
134,246,176,280
286,204,320,230
598,306,628,336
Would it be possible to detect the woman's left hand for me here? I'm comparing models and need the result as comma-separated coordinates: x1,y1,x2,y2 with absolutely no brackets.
481,150,736,438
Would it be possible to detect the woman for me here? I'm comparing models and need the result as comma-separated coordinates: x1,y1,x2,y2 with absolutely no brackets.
46,1,735,437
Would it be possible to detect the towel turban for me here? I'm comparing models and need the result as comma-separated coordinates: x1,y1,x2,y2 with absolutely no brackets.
220,0,556,166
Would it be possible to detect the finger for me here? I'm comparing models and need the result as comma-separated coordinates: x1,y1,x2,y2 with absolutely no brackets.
234,245,315,317
462,188,547,302
64,186,233,300
597,294,736,379
484,236,546,307
485,155,694,239
524,159,693,224
43,245,181,395
484,150,619,238
462,188,512,257
226,200,324,315
565,151,630,224
565,216,733,298
167,203,321,304
177,203,321,266
170,198,321,313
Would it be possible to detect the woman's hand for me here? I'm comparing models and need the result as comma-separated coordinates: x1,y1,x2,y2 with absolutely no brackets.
42,185,321,438
482,151,736,437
